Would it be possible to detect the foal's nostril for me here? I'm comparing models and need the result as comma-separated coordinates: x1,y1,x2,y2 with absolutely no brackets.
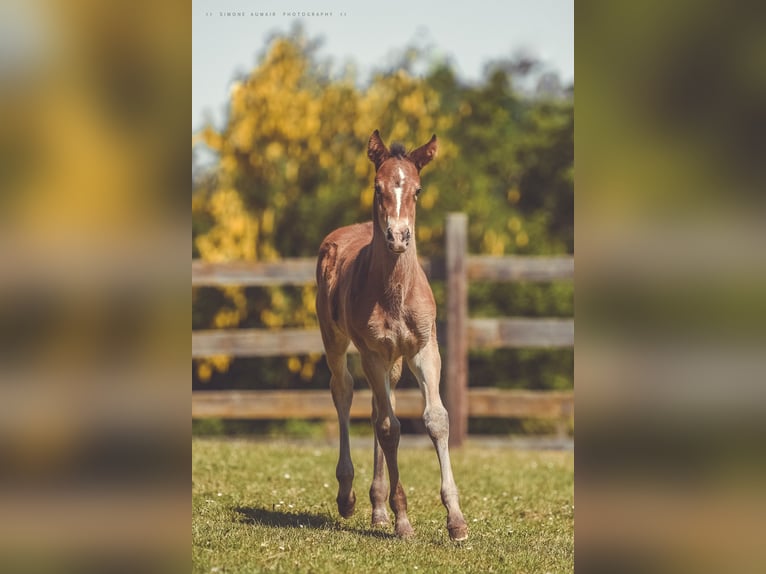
404,229,411,242
386,228,394,242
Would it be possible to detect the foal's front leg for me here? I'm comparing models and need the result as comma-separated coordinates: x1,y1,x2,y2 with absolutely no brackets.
369,394,389,527
362,353,414,538
369,358,402,527
408,338,469,541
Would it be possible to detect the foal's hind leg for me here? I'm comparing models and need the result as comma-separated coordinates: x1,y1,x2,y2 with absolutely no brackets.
408,337,468,541
369,358,402,527
327,347,356,518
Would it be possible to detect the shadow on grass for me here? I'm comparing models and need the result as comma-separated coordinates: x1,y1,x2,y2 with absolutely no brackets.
234,506,395,539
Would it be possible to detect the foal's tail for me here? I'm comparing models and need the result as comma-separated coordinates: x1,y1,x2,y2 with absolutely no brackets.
316,238,343,338
316,239,339,293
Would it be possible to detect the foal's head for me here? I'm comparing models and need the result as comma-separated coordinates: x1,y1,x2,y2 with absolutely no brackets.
367,130,438,254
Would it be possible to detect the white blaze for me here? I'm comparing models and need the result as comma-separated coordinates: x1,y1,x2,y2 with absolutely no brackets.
394,187,402,218
395,168,406,218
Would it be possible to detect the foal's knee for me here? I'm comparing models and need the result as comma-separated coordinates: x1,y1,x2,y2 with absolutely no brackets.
424,405,449,441
376,415,401,449
330,376,353,407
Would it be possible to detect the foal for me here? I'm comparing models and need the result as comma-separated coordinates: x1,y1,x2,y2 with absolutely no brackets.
315,130,468,541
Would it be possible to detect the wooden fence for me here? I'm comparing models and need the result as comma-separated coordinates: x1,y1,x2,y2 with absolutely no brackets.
192,214,573,445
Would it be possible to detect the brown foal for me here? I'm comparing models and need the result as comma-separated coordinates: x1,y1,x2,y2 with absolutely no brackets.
315,130,468,541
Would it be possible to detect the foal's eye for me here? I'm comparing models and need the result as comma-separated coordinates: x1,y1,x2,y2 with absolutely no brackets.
374,183,382,195
415,187,422,199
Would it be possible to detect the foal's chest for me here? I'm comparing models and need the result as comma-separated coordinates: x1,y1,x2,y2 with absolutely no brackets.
365,302,431,359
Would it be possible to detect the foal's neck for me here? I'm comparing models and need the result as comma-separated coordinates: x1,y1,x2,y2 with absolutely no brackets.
369,227,419,302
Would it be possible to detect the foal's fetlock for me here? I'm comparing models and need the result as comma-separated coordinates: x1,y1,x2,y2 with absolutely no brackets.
370,483,390,526
336,490,356,518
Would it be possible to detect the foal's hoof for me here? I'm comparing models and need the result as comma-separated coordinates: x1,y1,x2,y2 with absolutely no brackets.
448,522,469,542
337,491,356,518
395,521,415,539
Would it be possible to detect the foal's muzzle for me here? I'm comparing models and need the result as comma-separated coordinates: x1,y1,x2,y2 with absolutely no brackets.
386,226,411,253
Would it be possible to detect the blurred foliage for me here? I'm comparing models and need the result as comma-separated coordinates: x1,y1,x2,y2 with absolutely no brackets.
192,30,573,402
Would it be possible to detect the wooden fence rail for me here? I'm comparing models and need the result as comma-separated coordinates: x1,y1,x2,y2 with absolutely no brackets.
191,318,573,358
192,214,574,445
191,255,574,286
192,389,573,421
192,259,316,287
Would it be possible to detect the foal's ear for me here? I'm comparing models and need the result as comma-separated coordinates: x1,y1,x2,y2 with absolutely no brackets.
409,134,438,172
367,129,391,171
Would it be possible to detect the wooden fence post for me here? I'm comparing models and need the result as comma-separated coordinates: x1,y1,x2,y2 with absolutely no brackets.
445,213,468,447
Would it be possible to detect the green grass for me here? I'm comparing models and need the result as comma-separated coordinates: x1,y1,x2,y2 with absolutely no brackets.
192,438,573,573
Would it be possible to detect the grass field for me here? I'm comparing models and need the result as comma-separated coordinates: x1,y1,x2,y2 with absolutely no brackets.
192,438,573,573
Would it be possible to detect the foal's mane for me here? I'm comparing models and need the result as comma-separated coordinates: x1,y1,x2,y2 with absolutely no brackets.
389,142,408,159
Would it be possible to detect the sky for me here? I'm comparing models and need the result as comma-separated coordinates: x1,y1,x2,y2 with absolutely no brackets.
192,0,573,131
